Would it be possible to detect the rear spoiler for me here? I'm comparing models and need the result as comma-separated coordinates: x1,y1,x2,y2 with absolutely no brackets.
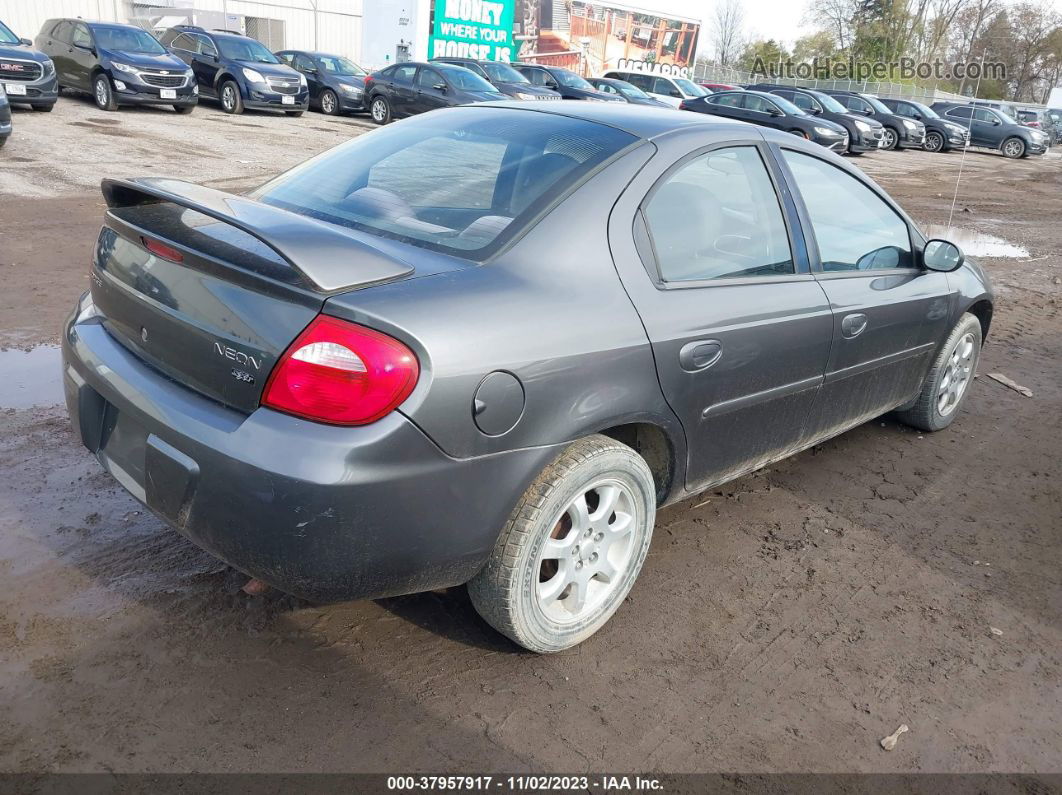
101,177,414,293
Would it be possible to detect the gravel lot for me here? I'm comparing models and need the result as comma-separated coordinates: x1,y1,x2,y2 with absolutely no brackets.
1,94,1060,774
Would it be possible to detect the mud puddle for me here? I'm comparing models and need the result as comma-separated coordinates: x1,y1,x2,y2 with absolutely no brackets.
0,345,63,409
922,224,1030,258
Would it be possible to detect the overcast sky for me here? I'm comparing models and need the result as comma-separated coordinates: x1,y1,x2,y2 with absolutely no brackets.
633,0,1062,52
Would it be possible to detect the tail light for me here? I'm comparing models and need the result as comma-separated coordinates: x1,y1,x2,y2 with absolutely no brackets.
142,236,184,263
679,100,689,111
262,315,419,426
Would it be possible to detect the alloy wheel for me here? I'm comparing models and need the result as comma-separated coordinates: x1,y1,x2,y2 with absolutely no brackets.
94,78,108,107
1003,139,1023,158
534,479,638,624
925,132,943,152
222,85,236,112
322,91,336,114
371,98,386,123
882,128,897,149
937,332,976,417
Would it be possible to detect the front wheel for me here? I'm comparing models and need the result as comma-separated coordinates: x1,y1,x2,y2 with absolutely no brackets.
173,104,194,114
881,127,899,150
370,95,391,125
93,74,118,111
468,435,657,653
1001,137,1025,159
924,131,944,152
895,313,982,432
219,80,243,114
285,110,304,117
33,103,55,112
320,88,339,115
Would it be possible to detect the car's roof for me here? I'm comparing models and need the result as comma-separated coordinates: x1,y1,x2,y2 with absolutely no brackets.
467,100,749,139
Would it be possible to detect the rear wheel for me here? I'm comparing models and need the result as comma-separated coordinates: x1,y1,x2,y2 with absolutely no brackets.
173,104,194,114
924,130,944,152
320,88,339,115
1001,137,1025,158
220,80,243,114
881,126,899,150
896,313,982,432
93,73,118,112
370,95,391,125
468,435,656,653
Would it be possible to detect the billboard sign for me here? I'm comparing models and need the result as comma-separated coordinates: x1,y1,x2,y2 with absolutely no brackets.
429,0,517,62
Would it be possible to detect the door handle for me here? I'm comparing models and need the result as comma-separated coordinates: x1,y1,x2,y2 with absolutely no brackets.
841,313,869,338
678,339,723,372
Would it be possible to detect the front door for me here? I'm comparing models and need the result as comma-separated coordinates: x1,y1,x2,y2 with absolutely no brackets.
413,66,450,114
294,53,320,103
69,23,94,90
619,142,833,489
777,146,953,438
972,108,1006,147
741,93,786,132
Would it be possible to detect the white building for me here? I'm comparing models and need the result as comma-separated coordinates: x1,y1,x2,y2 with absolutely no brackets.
0,0,431,69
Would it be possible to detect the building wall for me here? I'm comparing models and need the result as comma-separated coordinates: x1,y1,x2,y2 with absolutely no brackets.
360,0,429,69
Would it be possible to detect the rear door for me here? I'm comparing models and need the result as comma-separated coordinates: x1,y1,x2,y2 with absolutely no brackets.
294,53,320,102
944,106,975,139
609,136,833,490
388,63,417,116
702,92,743,120
776,146,953,437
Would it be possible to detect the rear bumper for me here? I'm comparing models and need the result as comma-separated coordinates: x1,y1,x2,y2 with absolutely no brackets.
63,297,558,602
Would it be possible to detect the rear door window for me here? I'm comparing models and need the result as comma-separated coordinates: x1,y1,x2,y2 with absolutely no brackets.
392,64,416,85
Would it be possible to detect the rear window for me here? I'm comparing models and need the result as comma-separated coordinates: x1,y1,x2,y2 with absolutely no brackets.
251,107,637,258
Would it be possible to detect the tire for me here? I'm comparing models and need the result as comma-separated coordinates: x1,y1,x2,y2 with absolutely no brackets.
173,104,194,114
93,73,118,112
468,434,656,653
895,313,982,432
219,80,243,114
0,137,6,149
924,131,944,153
32,103,55,112
791,128,810,139
1001,137,1025,159
847,150,864,156
320,88,339,115
285,110,304,117
370,95,391,125
881,126,899,150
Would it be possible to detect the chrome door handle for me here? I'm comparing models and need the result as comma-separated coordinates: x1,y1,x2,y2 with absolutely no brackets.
678,339,723,372
841,313,869,338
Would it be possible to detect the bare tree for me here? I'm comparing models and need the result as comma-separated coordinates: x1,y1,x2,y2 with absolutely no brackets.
710,0,746,66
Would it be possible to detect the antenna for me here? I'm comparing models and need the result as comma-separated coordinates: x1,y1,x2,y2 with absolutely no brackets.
945,48,988,234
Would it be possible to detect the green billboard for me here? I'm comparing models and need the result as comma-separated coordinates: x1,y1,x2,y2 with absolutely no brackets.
429,0,516,62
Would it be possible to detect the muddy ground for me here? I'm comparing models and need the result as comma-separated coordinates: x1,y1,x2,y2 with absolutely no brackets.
1,95,1060,774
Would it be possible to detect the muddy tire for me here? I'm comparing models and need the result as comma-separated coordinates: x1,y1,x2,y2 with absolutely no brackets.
93,73,118,112
896,313,982,432
1001,137,1025,159
468,435,656,653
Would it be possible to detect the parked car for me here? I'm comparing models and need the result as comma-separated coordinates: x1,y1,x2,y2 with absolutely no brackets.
821,89,925,150
159,25,307,115
431,57,560,100
1016,108,1056,146
512,62,624,102
276,49,367,115
878,97,969,153
36,20,197,112
748,83,884,154
0,18,58,111
586,76,672,107
682,89,849,152
364,61,506,124
601,69,708,107
931,102,1048,158
1046,108,1062,141
970,100,1019,121
699,82,741,91
0,83,10,147
60,103,992,652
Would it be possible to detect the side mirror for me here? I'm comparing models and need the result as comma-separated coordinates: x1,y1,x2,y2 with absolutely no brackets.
811,106,822,115
19,37,32,46
768,107,783,117
922,239,964,272
433,82,447,92
670,89,682,98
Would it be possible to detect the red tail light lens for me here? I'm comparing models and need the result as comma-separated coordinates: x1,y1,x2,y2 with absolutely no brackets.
262,315,419,426
142,236,184,263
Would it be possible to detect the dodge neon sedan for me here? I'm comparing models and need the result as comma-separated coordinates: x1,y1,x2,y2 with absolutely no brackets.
63,103,993,652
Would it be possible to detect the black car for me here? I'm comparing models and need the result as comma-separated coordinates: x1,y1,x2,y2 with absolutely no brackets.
0,84,11,147
879,97,970,153
159,26,307,115
511,62,624,102
364,61,505,124
0,18,58,111
586,77,672,108
36,20,196,112
821,90,925,151
748,83,883,154
682,90,849,152
931,102,1048,158
431,57,560,100
276,49,367,115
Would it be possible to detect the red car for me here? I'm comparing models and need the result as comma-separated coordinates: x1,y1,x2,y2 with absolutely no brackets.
700,82,742,91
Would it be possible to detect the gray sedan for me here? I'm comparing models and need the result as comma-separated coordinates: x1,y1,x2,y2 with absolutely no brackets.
63,103,992,652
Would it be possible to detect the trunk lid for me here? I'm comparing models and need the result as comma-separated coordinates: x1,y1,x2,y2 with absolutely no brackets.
91,178,416,413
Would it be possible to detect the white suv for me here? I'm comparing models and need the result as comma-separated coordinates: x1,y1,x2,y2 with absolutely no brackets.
602,70,709,108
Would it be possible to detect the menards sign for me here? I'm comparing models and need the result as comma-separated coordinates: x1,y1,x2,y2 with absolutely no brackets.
429,0,516,61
